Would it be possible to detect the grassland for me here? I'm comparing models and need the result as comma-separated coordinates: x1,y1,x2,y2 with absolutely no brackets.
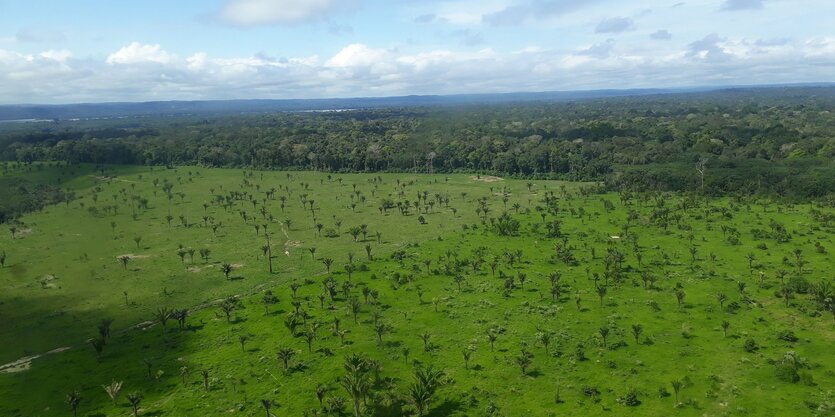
0,163,833,417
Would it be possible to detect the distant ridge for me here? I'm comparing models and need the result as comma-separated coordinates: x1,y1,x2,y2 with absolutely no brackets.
0,83,832,121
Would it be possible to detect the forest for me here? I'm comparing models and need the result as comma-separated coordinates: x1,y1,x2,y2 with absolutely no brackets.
2,87,834,219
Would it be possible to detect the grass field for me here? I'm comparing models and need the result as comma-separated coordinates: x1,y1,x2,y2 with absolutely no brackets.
0,163,833,417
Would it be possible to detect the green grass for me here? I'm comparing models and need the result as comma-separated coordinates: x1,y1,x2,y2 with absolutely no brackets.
0,163,833,417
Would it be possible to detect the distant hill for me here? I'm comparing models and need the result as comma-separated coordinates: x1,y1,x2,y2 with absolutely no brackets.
1,84,832,121
0,88,685,121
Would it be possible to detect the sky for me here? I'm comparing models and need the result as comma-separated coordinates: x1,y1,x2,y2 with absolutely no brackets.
0,0,833,104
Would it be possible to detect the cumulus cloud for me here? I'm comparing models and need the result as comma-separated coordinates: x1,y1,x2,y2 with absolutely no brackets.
720,0,764,11
450,29,485,46
650,29,672,40
2,35,835,104
687,34,732,61
218,0,350,26
106,42,174,65
483,0,596,26
595,17,634,34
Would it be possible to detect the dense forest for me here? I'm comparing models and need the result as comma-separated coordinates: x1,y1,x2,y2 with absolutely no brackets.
2,87,834,212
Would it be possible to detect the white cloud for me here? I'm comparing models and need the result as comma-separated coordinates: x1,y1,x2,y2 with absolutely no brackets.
326,44,390,68
106,42,174,65
39,49,73,62
2,35,835,104
219,0,343,26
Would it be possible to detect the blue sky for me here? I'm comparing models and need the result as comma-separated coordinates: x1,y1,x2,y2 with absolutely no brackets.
0,0,833,103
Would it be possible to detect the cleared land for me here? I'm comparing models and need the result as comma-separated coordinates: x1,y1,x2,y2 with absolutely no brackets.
0,163,833,417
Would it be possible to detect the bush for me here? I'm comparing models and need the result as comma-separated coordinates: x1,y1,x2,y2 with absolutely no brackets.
743,338,759,352
776,330,798,342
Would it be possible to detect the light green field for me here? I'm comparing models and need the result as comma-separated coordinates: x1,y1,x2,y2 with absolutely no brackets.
0,163,832,417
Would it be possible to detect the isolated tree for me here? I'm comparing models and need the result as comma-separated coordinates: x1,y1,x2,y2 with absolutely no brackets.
341,354,371,417
374,321,391,346
200,369,211,391
277,347,296,371
102,380,123,404
462,348,473,369
322,257,334,273
262,290,278,315
221,263,233,280
675,290,686,309
127,392,143,416
721,320,730,337
421,331,432,351
486,329,499,351
670,379,683,404
66,390,81,417
260,399,273,417
716,293,727,311
536,331,552,354
90,337,106,360
631,324,643,344
408,363,445,416
118,255,131,270
598,326,610,348
308,247,316,259
219,297,239,322
239,335,249,352
0,250,6,267
153,307,172,331
348,297,362,323
596,285,607,307
365,244,373,260
515,348,533,375
133,236,142,249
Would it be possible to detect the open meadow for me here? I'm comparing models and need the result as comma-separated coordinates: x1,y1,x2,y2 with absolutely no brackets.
0,162,833,417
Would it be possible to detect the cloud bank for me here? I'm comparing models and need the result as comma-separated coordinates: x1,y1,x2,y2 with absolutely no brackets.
1,36,834,104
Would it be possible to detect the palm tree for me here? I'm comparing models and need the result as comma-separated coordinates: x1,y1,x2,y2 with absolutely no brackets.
262,290,278,315
486,329,498,351
90,337,105,360
322,258,334,273
716,293,727,311
462,348,473,369
219,297,239,322
596,285,607,307
276,348,296,371
536,331,552,353
315,383,327,407
598,326,610,348
374,321,391,346
239,335,249,352
126,392,143,416
102,380,123,404
348,297,362,323
675,290,686,309
631,324,643,344
153,307,172,331
308,247,316,259
515,349,533,375
260,399,273,417
341,354,371,417
670,379,683,404
66,390,81,417
221,263,233,280
200,369,211,391
421,331,432,351
721,320,730,337
408,363,445,416
118,255,131,270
